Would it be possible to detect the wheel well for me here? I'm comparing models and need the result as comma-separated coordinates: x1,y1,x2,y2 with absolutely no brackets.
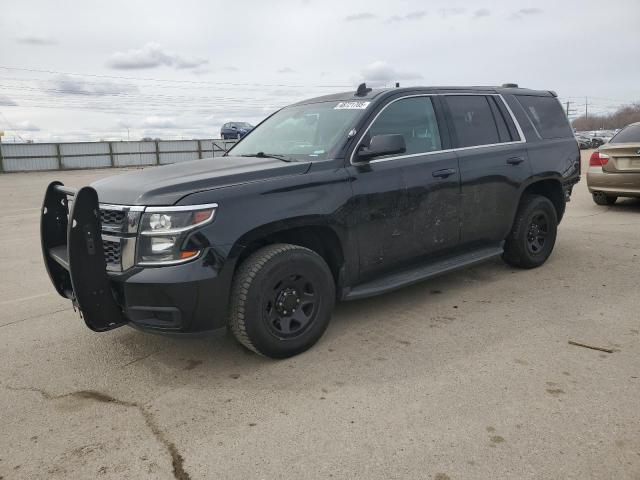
236,226,345,286
522,180,565,222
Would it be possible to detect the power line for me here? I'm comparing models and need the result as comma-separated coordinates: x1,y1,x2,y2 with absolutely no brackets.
0,65,352,89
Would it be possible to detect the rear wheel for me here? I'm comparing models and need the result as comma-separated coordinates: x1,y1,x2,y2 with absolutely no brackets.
503,194,558,269
592,192,617,206
229,244,335,358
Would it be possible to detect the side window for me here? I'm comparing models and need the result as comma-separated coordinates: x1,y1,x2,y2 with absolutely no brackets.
515,95,573,139
364,96,442,157
446,95,501,147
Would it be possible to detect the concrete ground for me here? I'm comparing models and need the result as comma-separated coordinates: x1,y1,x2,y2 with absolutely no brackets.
0,151,638,480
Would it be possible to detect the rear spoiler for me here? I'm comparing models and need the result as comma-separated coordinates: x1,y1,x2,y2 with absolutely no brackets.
41,182,127,331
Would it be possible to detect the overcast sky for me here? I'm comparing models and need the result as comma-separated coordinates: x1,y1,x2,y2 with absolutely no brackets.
0,0,639,142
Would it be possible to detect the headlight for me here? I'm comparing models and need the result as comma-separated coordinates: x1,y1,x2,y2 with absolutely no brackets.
136,204,217,265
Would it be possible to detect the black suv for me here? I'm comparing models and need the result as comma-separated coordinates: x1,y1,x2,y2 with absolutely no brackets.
41,84,580,358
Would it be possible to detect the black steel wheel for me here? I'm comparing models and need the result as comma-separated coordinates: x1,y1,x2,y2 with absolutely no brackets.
503,194,558,269
525,212,549,255
264,273,318,339
229,244,335,358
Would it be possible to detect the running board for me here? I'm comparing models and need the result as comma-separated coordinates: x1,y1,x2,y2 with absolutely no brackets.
344,246,504,301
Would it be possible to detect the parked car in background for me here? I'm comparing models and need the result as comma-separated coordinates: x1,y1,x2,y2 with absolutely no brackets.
221,122,254,139
589,130,615,148
575,134,592,149
587,122,640,205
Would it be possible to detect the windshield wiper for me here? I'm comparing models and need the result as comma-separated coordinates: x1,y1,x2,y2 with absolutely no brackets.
240,152,293,162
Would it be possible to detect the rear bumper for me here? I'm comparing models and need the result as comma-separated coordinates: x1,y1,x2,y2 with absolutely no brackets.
41,182,235,334
587,167,640,197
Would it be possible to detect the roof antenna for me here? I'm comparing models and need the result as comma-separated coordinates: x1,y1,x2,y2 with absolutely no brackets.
355,82,372,97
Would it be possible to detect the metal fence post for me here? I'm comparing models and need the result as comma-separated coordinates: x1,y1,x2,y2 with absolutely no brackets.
197,140,202,159
55,143,62,170
0,142,4,173
108,142,115,167
155,140,160,165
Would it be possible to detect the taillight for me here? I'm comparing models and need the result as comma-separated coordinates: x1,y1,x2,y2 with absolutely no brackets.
589,151,609,167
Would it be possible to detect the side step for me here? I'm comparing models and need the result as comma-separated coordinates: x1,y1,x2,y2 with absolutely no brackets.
344,245,504,301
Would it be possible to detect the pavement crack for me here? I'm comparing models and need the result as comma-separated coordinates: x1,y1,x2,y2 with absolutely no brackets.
5,385,190,480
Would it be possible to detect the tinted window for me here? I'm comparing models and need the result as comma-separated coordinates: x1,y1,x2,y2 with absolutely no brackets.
516,95,573,139
364,96,442,157
446,95,501,147
610,124,640,143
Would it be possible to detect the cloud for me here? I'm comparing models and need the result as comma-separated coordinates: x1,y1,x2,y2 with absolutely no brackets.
16,120,40,131
106,43,208,70
51,75,138,96
0,94,18,106
510,8,543,19
276,67,295,74
16,35,57,46
386,11,427,23
473,8,491,19
438,8,466,18
344,12,376,21
143,116,178,129
354,60,422,87
405,11,427,20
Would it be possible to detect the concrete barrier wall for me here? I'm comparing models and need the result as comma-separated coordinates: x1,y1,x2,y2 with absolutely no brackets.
0,139,238,173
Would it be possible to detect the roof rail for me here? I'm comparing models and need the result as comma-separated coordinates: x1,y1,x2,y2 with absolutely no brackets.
501,83,519,88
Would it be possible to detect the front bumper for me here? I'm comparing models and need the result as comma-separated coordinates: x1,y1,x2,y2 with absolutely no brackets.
40,182,234,334
587,167,640,197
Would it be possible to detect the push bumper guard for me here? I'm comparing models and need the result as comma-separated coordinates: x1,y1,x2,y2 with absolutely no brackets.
41,182,127,331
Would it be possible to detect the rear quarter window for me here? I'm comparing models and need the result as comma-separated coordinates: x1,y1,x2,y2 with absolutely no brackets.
516,95,573,139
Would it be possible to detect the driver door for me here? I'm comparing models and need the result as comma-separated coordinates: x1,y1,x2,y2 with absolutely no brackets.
347,95,460,280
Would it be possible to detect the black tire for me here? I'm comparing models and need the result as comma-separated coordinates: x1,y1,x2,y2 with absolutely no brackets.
592,192,617,206
502,194,558,269
229,244,335,358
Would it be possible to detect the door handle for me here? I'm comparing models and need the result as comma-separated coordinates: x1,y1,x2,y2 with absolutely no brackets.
507,156,525,165
432,168,456,178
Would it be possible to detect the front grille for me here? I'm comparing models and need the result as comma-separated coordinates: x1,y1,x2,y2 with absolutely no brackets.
100,209,127,231
98,205,142,272
103,239,122,268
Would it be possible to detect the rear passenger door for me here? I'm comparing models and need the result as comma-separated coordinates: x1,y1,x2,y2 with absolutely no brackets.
444,94,530,246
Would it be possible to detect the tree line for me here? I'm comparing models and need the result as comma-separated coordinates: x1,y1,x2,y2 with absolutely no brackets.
572,103,640,131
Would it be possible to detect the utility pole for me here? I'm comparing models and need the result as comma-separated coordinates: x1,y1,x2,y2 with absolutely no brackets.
585,96,588,119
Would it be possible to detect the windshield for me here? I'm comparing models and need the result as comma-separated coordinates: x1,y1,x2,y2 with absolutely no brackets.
228,101,366,160
610,124,640,143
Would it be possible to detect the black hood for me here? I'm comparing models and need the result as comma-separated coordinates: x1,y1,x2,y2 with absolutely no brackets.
91,156,311,205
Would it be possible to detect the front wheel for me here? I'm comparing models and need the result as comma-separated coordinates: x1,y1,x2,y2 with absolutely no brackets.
502,194,558,269
229,244,335,358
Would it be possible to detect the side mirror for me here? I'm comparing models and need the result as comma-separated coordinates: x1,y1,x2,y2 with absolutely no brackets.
357,134,406,161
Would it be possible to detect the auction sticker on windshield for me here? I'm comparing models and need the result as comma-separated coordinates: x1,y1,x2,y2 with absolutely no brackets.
334,101,371,110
